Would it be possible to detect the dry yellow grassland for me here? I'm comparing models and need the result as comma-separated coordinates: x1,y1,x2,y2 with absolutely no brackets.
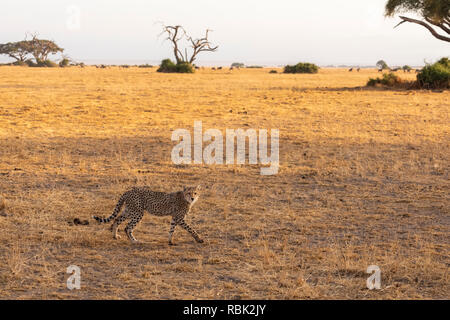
0,66,448,299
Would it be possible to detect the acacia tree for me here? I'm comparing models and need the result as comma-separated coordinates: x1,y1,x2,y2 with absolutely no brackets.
385,0,450,42
376,60,389,69
160,24,218,64
0,34,64,64
0,41,30,62
28,34,64,63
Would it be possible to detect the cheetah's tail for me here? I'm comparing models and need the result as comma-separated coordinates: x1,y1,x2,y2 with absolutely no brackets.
92,193,126,223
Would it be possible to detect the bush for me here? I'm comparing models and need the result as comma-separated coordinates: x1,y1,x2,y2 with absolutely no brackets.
367,72,402,87
157,59,194,73
269,70,278,74
25,59,37,67
138,64,153,68
283,62,319,74
12,60,28,66
231,62,244,68
437,57,449,68
417,58,450,89
175,61,194,73
41,60,59,67
157,59,177,73
28,59,58,67
59,58,70,67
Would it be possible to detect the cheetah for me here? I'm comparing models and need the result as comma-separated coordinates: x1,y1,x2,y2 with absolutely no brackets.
93,185,203,245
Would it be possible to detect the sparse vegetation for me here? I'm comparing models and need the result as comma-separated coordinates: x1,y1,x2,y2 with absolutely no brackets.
367,72,402,87
368,58,450,89
283,62,319,74
0,67,447,299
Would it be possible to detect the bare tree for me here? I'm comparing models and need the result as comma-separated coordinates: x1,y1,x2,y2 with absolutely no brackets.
186,29,218,64
160,25,185,64
159,24,218,64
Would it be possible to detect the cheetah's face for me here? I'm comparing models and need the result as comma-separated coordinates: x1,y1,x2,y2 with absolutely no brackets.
183,185,201,204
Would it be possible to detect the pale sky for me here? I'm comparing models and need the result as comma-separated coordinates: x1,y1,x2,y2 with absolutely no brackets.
0,0,448,66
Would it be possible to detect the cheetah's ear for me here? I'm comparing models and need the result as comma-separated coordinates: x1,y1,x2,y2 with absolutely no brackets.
197,185,202,190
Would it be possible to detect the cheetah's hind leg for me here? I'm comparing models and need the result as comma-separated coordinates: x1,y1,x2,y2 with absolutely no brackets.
111,207,129,239
124,210,144,244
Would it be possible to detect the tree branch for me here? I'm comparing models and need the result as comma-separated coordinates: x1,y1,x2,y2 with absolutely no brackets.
425,17,450,34
395,16,450,42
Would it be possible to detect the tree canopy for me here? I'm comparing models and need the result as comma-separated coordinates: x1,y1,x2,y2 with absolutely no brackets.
0,34,64,64
385,0,450,42
0,41,30,62
376,60,389,69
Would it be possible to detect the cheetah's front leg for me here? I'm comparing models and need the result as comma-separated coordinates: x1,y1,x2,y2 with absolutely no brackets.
177,219,204,244
168,218,177,245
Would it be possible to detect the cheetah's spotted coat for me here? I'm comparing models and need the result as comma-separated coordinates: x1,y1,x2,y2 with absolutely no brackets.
93,185,203,244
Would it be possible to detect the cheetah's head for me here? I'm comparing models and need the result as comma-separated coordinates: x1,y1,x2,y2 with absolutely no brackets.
183,185,201,205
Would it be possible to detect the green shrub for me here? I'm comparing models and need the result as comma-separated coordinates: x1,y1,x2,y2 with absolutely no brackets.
175,61,194,73
246,65,263,69
269,70,278,74
42,60,58,67
59,58,70,67
157,59,194,73
417,59,450,89
157,59,177,73
138,64,153,68
25,59,37,67
437,57,449,68
367,72,402,87
283,62,319,74
29,59,58,67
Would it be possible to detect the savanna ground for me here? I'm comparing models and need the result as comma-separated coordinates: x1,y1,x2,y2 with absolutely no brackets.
0,66,448,299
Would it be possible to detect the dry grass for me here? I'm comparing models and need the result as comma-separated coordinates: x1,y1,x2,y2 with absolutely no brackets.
0,66,448,299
